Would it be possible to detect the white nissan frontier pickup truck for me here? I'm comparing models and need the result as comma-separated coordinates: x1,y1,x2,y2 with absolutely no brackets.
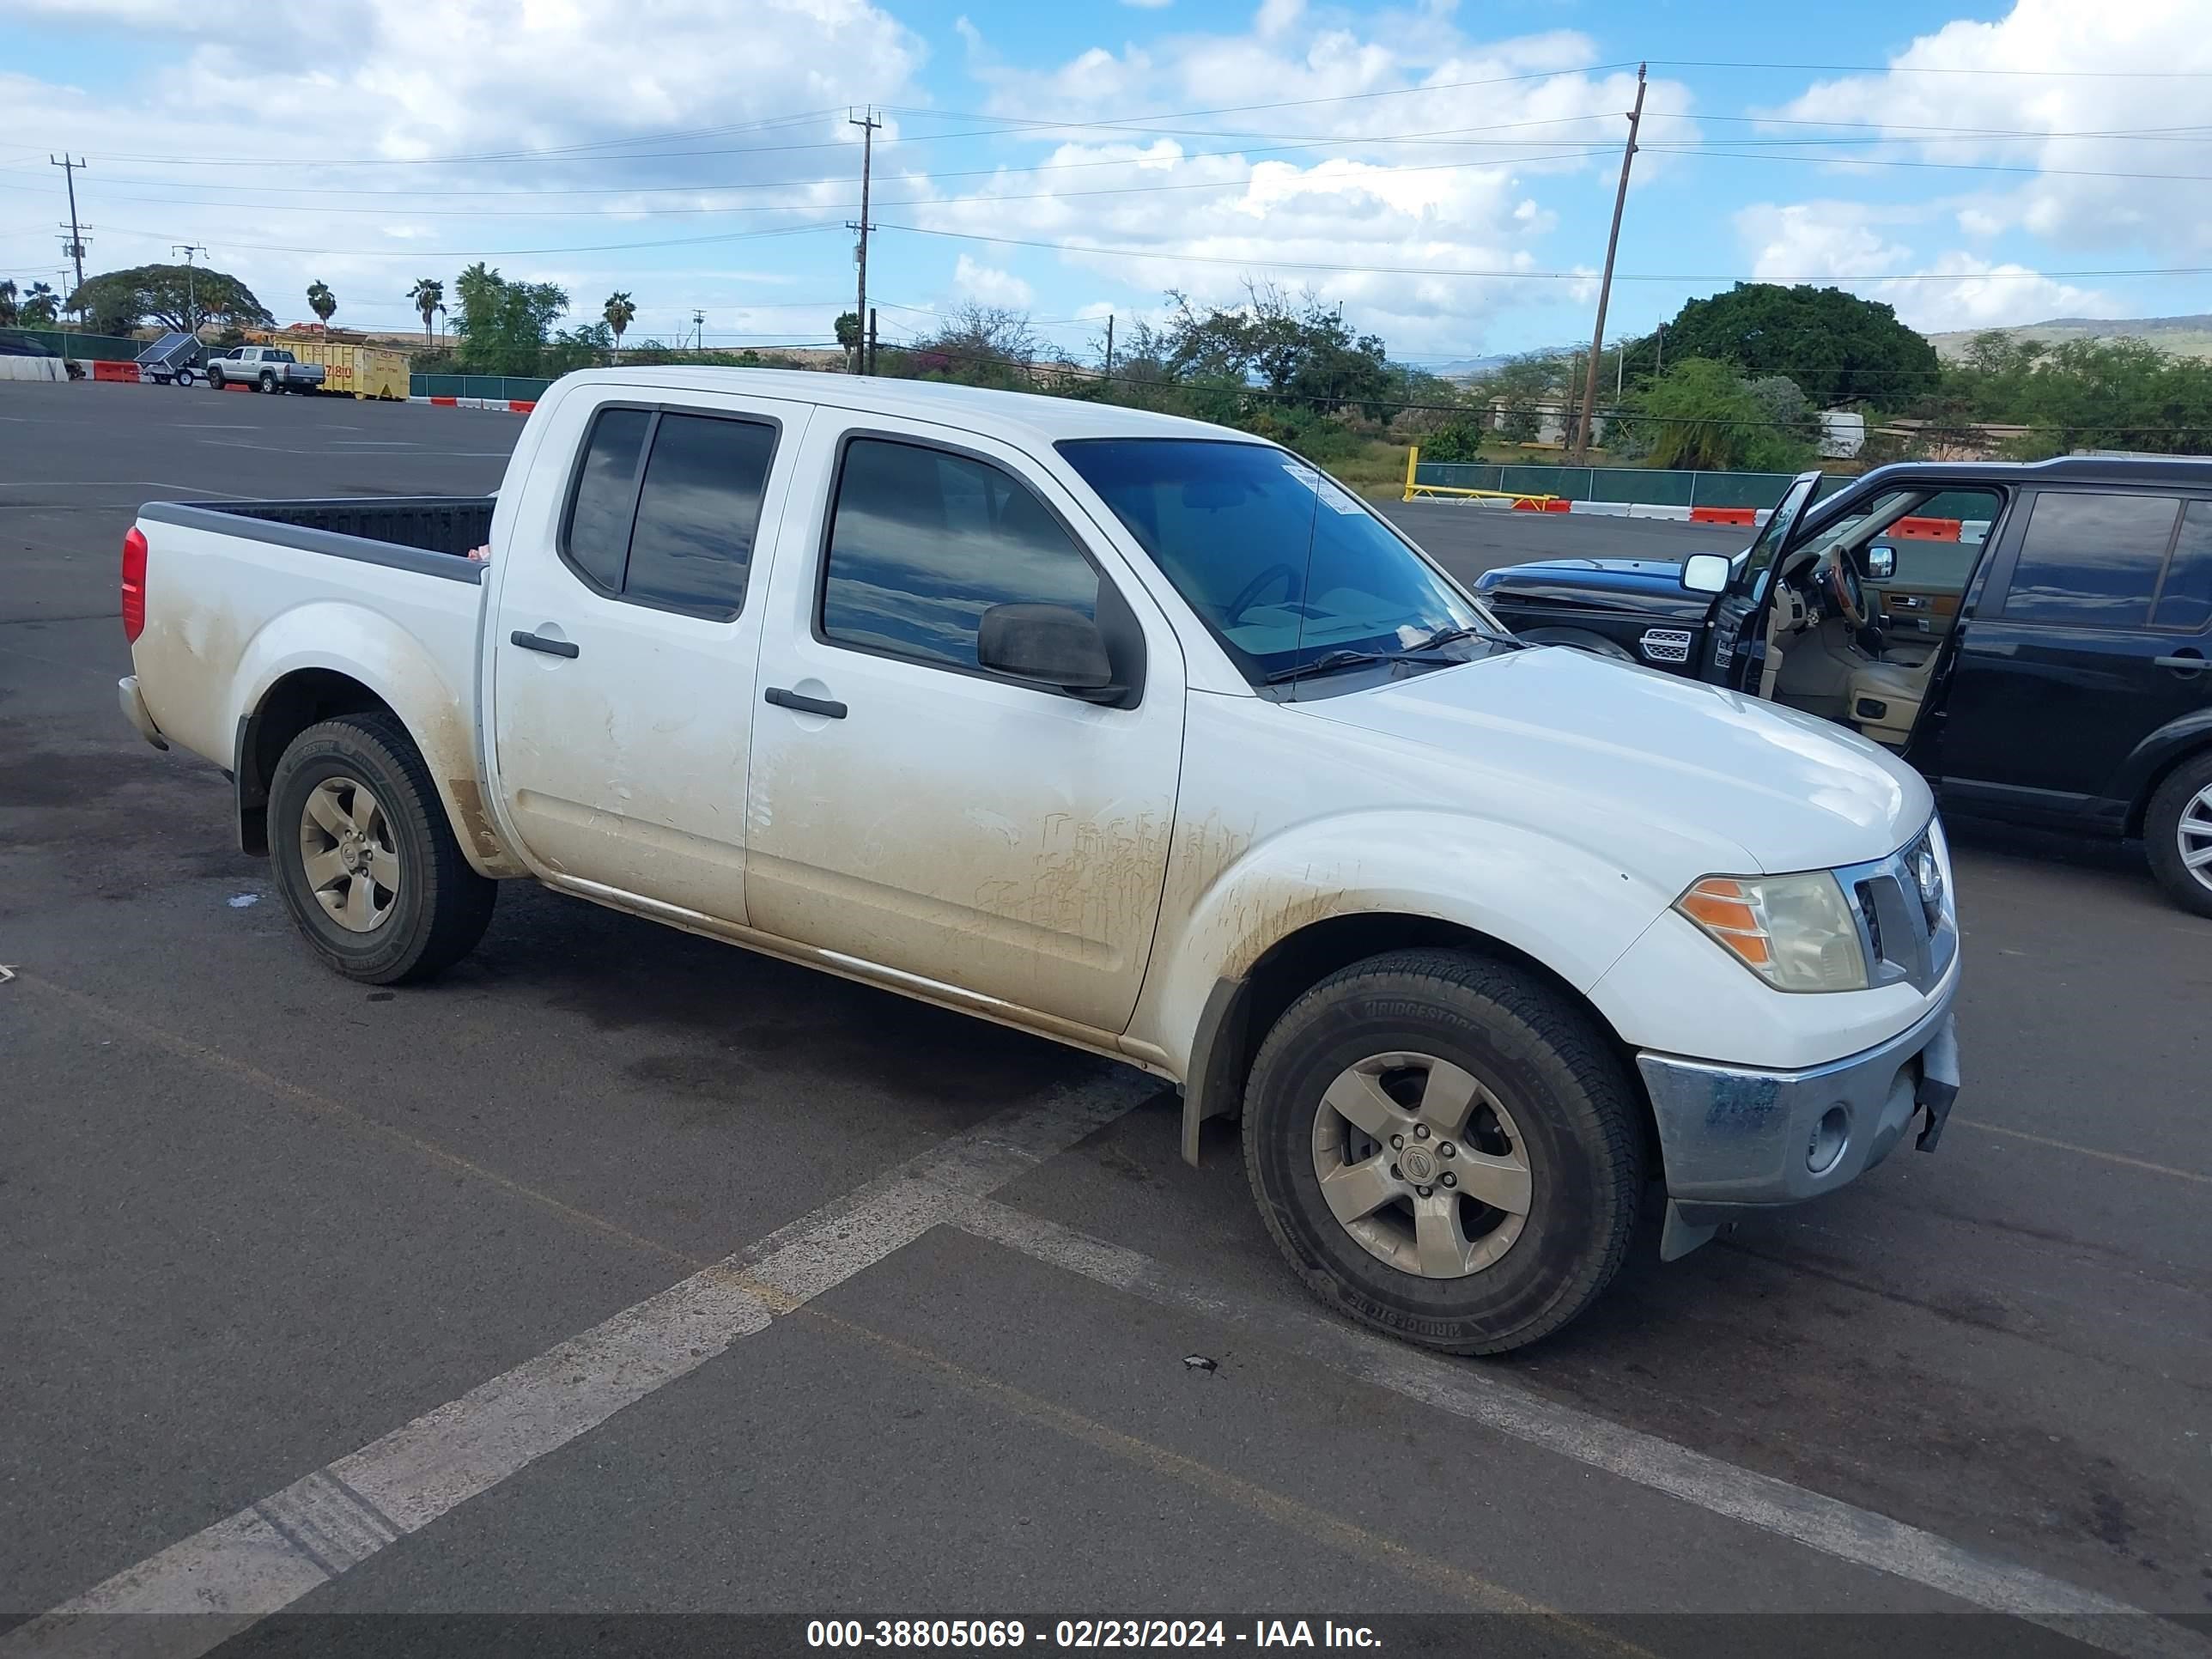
116,369,1962,1352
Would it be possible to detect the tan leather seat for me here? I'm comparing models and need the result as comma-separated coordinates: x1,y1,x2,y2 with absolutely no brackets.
1848,659,1929,749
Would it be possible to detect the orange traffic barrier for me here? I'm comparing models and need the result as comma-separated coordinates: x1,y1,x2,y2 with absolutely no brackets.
1689,506,1758,526
1892,516,1963,541
91,360,142,383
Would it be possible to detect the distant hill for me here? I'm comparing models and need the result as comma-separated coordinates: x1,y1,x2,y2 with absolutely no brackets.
1926,314,2212,362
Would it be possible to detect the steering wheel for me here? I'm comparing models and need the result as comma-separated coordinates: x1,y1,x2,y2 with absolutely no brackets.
1825,556,1869,630
1223,562,1300,625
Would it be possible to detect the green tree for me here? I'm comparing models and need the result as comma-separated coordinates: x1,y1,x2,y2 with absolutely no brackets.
1158,284,1393,415
1634,356,1817,471
0,278,15,326
602,291,635,354
66,264,271,336
1659,283,1938,410
1932,333,2212,456
448,264,570,375
306,280,337,325
1472,351,1572,445
19,282,58,328
408,276,445,345
834,310,862,369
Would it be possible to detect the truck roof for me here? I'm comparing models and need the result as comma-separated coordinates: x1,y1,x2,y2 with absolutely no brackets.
558,367,1261,447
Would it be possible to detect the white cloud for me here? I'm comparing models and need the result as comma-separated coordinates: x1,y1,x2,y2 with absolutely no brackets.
1767,0,2212,255
952,254,1034,307
1120,0,1173,9
0,0,925,338
1729,201,2117,332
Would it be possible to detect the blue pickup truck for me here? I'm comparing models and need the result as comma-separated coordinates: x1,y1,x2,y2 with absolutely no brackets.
1473,457,2212,915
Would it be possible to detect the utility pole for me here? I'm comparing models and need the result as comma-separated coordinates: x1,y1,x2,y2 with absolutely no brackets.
52,155,88,319
691,309,705,353
172,243,207,337
1655,319,1664,375
1103,313,1115,382
1571,64,1645,464
848,107,882,375
867,307,878,375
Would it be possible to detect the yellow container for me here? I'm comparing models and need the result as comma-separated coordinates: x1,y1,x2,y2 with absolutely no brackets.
271,337,410,400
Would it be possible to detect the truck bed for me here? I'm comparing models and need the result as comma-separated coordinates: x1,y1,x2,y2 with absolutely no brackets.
157,495,495,562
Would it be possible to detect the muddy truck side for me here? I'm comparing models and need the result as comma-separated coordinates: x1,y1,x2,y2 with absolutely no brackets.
118,368,1962,1353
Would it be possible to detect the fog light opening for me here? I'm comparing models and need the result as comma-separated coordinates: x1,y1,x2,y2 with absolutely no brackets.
1808,1105,1850,1176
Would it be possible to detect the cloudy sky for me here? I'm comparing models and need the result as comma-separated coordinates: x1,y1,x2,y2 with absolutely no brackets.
3,0,2207,365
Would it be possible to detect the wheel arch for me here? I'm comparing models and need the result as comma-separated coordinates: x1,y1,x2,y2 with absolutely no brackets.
2124,726,2212,838
1180,911,1655,1170
235,665,518,878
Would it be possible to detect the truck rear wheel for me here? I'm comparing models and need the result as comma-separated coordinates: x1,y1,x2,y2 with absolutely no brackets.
1243,949,1642,1354
258,371,277,393
267,714,496,984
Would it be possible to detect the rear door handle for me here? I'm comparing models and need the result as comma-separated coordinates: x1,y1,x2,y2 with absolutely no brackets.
510,629,579,659
2154,654,2204,672
764,686,847,719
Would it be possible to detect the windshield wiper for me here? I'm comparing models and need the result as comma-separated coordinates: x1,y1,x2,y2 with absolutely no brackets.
1407,623,1532,653
1264,647,1462,685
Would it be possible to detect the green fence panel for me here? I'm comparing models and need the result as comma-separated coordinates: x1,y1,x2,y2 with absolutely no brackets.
1413,463,1502,491
20,329,143,362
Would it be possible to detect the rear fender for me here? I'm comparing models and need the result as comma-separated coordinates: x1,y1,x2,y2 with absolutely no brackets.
230,602,521,877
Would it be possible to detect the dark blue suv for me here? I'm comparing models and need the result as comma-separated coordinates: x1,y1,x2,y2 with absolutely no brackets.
1474,458,2212,915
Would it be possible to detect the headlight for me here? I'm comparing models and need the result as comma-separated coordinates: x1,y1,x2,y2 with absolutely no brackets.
1675,872,1870,993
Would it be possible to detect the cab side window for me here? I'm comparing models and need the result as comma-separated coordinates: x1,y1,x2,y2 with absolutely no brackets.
2154,501,2212,633
560,406,775,620
2002,492,2179,629
818,438,1100,674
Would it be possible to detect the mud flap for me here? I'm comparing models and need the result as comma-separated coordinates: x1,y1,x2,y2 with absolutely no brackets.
1659,1200,1719,1261
1914,1017,1960,1152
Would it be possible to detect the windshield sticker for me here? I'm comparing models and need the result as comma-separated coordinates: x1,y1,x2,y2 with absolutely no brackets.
1281,462,1365,516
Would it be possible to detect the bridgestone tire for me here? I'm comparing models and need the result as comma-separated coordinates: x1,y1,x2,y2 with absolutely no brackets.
268,714,497,984
1243,948,1644,1354
2144,749,2212,920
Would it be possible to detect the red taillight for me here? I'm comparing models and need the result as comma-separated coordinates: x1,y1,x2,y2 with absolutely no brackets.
121,526,148,643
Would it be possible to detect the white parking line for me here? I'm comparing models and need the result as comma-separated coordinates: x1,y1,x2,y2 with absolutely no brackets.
958,1201,2207,1659
0,1076,1154,1659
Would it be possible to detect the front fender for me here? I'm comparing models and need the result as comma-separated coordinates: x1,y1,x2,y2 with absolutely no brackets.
230,600,520,877
1128,806,1674,1109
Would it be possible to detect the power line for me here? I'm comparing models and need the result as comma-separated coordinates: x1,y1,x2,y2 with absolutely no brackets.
867,222,2212,283
1647,58,2212,78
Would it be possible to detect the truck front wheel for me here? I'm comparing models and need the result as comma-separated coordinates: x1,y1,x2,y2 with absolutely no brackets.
1243,949,1643,1354
267,714,496,984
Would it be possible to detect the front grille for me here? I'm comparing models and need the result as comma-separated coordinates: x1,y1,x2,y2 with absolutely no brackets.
1839,825,1954,994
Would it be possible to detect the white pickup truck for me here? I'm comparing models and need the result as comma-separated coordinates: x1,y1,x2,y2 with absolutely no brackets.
203,345,325,394
117,369,1962,1352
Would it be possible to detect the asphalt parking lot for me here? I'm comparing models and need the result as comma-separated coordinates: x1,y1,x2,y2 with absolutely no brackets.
3,381,2208,1656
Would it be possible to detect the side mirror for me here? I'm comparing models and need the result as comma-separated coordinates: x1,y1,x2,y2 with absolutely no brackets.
1865,544,1897,580
1681,553,1731,596
976,603,1118,698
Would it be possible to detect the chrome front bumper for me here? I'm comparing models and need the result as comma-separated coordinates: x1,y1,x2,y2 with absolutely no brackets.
1637,976,1960,1258
118,674,167,750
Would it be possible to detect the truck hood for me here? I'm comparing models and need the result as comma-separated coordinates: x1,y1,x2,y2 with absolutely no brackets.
1291,645,1930,882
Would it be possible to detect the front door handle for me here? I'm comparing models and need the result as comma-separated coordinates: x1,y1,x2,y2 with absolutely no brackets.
764,685,847,719
2154,653,2204,673
511,629,579,659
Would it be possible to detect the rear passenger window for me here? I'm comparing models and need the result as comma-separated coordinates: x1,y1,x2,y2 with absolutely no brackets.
819,438,1099,672
565,408,650,591
560,406,773,619
624,415,775,617
2002,492,2179,628
2154,501,2212,632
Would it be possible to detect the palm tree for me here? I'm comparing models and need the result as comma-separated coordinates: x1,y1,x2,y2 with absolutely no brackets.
0,278,16,326
603,291,635,355
408,276,445,346
306,281,337,326
20,282,58,328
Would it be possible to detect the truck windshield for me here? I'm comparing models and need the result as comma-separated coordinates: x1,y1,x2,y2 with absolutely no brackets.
1058,438,1496,685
